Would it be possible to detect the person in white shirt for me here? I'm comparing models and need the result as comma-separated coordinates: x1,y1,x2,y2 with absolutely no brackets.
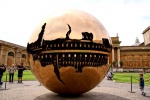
9,64,16,83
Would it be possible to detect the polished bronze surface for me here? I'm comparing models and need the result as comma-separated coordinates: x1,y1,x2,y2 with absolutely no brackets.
28,10,111,44
29,55,109,94
27,10,112,95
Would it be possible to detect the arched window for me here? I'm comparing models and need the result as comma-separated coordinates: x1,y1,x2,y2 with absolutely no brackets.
8,52,14,56
22,54,26,58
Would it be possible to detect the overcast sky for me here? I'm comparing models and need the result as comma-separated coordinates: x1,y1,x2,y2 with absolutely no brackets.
0,0,150,47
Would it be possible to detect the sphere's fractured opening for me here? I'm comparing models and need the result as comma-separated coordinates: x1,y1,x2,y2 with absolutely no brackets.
27,23,111,84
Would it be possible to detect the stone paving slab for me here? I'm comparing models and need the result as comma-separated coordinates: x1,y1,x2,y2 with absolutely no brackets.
0,78,150,100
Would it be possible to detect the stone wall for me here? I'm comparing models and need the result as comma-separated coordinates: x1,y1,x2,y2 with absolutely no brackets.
120,46,150,69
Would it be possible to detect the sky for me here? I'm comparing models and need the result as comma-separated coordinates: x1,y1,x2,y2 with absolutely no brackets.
0,0,150,47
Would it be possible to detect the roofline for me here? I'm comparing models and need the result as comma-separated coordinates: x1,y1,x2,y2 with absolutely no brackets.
0,40,26,49
142,26,150,34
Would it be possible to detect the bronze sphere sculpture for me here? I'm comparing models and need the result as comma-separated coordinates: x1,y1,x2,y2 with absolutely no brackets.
27,10,112,95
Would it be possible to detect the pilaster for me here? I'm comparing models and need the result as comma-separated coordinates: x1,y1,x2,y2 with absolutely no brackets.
112,47,114,62
117,48,120,67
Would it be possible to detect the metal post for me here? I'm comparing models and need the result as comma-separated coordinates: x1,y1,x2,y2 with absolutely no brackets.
5,74,7,90
131,76,132,92
128,76,135,93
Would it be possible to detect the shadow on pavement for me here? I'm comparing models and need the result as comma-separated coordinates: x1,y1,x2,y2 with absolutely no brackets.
34,91,129,100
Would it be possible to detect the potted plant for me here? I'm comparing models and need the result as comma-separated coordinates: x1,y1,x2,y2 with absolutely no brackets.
112,61,116,68
119,61,123,68
112,61,116,72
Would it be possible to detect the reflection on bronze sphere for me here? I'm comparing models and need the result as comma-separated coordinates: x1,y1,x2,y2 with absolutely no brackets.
27,10,112,95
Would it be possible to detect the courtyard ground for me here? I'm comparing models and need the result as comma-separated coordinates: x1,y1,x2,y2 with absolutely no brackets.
0,77,150,100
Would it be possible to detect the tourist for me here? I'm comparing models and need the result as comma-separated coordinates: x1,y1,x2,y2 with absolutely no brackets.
138,73,150,96
107,71,114,80
0,63,6,87
17,63,25,83
8,64,16,83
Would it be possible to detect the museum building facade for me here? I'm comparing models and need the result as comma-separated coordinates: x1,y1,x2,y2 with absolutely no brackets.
109,26,150,72
0,40,28,68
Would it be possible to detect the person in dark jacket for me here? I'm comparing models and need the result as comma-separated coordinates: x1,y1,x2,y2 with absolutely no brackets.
0,63,6,86
139,73,150,96
17,63,25,83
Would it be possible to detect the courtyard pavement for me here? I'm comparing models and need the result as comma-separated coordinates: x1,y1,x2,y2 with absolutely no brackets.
0,77,150,100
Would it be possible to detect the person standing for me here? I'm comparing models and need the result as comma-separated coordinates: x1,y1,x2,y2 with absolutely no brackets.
138,73,150,96
8,64,16,83
17,63,24,83
0,63,6,87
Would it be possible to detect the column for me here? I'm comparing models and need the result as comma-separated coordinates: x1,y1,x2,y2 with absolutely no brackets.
14,52,16,65
14,48,18,65
5,50,8,65
112,47,114,62
117,47,120,67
